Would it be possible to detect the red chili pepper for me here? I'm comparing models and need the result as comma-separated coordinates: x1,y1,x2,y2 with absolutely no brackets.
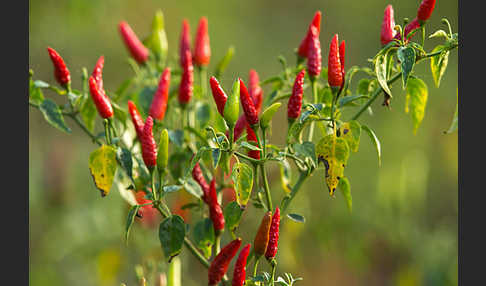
265,207,280,260
92,55,105,90
246,124,260,160
180,19,192,67
209,76,228,116
381,5,397,46
253,211,272,257
339,40,346,83
394,18,422,43
417,0,436,22
232,243,251,286
149,67,171,121
192,162,210,204
47,47,71,86
327,34,343,88
88,76,113,119
141,116,157,169
239,78,259,126
287,69,305,120
233,115,247,142
208,238,242,286
128,100,144,139
297,11,322,58
118,21,149,64
178,50,194,106
248,69,263,113
194,17,211,67
307,26,322,78
208,179,225,235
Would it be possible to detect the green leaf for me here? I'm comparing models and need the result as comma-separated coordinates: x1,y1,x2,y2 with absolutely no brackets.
429,29,449,39
215,46,235,78
339,121,361,152
287,213,305,223
111,101,127,128
405,77,428,133
211,148,221,169
357,78,371,95
361,125,381,166
240,141,262,151
116,147,133,180
375,52,392,97
80,96,97,132
39,99,71,133
293,141,317,167
287,120,310,143
279,160,292,194
185,147,210,179
181,178,203,199
169,151,192,181
89,145,118,197
29,86,45,105
315,134,350,195
159,215,186,262
168,129,185,148
125,205,140,243
224,201,244,233
260,102,282,129
195,102,211,129
33,80,50,88
231,162,254,208
163,185,183,193
319,86,333,106
397,46,416,89
338,94,369,107
445,91,458,134
193,218,215,259
430,45,450,88
115,78,133,100
338,177,352,213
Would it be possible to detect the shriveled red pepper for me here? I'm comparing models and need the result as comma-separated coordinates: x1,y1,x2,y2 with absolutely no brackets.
327,34,343,89
248,69,263,113
141,116,157,170
232,243,251,286
265,207,280,260
209,76,228,116
307,26,322,78
208,179,225,235
192,162,210,204
253,211,272,258
239,79,259,126
179,19,192,66
287,69,305,121
208,238,242,286
47,47,71,86
92,55,104,90
178,50,194,106
297,11,322,59
194,17,211,67
128,100,144,139
246,123,260,160
381,5,397,46
88,76,113,119
417,0,436,22
149,67,171,121
118,21,149,64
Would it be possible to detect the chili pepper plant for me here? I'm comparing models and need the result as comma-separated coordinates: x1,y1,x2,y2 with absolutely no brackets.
29,1,458,285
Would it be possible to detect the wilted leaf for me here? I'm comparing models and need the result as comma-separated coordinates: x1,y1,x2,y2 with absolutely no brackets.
361,125,381,166
231,163,254,208
89,145,118,196
375,51,393,97
405,77,428,133
430,45,449,88
339,121,361,152
316,134,350,195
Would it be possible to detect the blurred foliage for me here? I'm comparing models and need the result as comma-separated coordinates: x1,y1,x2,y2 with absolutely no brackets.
29,0,457,285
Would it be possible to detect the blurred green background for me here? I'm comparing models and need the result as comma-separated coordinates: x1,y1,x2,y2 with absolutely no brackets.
29,0,458,285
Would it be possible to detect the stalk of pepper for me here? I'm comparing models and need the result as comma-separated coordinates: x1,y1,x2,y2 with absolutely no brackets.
381,5,397,46
239,79,259,126
194,17,211,67
208,238,242,286
178,50,194,106
88,76,113,119
253,211,272,258
248,69,263,113
92,55,104,90
246,123,260,160
149,67,171,121
118,21,149,64
208,179,225,235
287,69,305,122
128,100,144,139
209,76,228,116
307,26,322,79
232,244,251,286
394,18,422,42
192,162,210,203
327,34,343,89
417,0,436,22
47,47,71,86
265,207,280,261
297,11,322,59
179,19,192,67
141,116,157,170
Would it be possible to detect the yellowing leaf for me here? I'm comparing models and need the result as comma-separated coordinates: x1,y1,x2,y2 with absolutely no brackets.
316,134,350,196
405,77,428,134
279,159,292,194
231,162,254,208
340,121,361,152
89,145,118,197
430,45,450,88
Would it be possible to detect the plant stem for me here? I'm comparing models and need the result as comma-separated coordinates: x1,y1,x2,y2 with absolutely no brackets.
307,79,318,141
234,151,262,165
281,171,309,214
253,257,260,277
199,66,207,99
104,119,112,145
215,234,221,255
260,164,273,211
69,114,103,145
270,260,277,286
